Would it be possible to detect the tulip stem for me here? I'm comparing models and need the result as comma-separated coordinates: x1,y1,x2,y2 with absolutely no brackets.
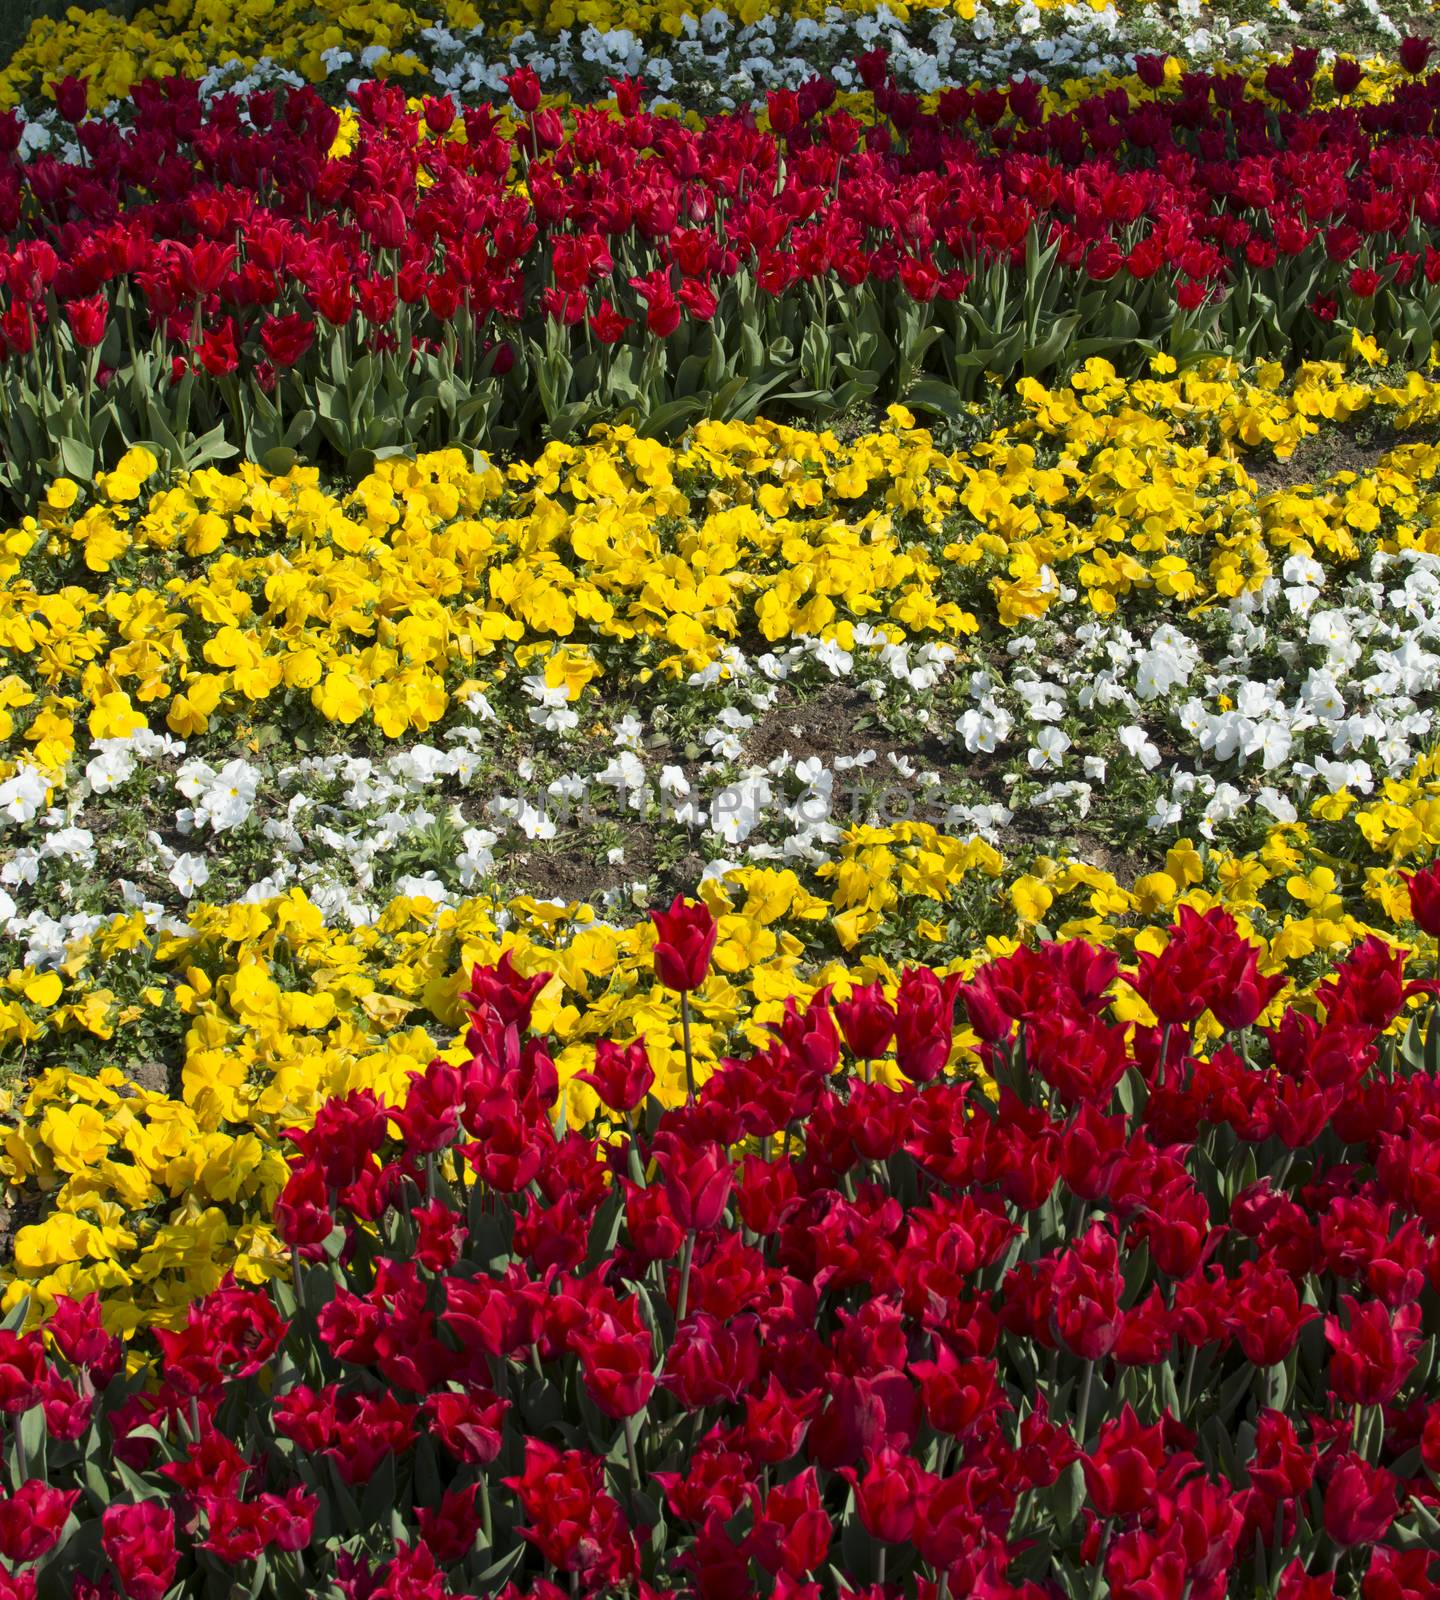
623,1413,643,1495
1077,1358,1095,1448
624,1111,645,1186
877,1547,887,1587
680,991,696,1104
677,1232,695,1323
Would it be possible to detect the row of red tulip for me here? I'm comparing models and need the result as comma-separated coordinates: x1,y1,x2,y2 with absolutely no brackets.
5,878,1440,1597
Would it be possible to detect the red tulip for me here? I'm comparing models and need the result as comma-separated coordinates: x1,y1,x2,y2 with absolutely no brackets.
649,895,717,993
51,76,88,123
1322,1454,1399,1546
504,67,542,114
1332,57,1363,95
656,1135,733,1232
101,1503,178,1600
577,1038,653,1114
833,980,896,1063
1400,35,1433,75
1404,862,1440,936
63,295,107,350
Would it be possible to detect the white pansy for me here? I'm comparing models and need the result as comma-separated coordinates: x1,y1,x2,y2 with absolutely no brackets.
86,742,137,792
1118,726,1162,771
168,854,211,898
1027,727,1071,771
0,766,49,824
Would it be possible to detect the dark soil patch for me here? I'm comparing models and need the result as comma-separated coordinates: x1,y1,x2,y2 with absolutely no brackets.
0,1186,42,1261
1247,421,1432,497
743,680,959,781
127,1059,177,1098
503,817,658,907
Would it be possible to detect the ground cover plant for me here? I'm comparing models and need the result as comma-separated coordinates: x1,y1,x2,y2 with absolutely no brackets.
4,1,1440,1596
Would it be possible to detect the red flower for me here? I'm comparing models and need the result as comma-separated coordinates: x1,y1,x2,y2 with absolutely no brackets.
424,1386,507,1465
415,1485,481,1564
505,67,542,114
0,1480,79,1563
51,76,88,123
845,1447,923,1543
195,318,239,377
1052,1223,1124,1361
1224,1261,1317,1366
833,981,897,1062
588,297,633,344
574,1318,655,1419
894,966,962,1083
63,295,107,350
649,894,717,992
0,1332,44,1414
656,1134,733,1232
1400,35,1433,75
1404,862,1440,936
1332,57,1363,95
423,95,456,134
1322,1454,1399,1547
577,1038,653,1113
101,1503,177,1600
1324,1296,1420,1406
1082,1404,1166,1517
259,313,316,368
750,1468,831,1579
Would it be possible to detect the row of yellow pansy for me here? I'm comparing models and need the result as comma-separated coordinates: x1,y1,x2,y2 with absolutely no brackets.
3,357,1432,785
3,743,1439,1332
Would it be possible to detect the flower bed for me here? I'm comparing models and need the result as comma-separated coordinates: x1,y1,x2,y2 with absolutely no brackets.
6,902,1440,1597
5,56,1440,492
4,5,1440,1597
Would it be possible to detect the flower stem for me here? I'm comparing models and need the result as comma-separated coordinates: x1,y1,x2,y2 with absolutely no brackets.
623,1413,643,1495
677,1231,695,1323
680,990,696,1103
1077,1358,1096,1449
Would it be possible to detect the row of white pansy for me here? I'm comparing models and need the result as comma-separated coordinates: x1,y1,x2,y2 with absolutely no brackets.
0,533,1434,964
9,0,1404,158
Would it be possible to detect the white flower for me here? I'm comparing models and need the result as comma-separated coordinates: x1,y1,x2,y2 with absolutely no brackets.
1256,787,1298,823
177,758,259,832
957,705,1012,753
43,828,95,865
168,854,211,898
456,827,497,889
524,677,579,734
86,742,137,793
1118,725,1162,770
1134,626,1199,700
811,637,854,676
0,766,49,824
1026,727,1071,771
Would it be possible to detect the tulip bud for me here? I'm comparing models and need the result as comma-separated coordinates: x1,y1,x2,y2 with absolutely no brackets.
51,76,89,124
63,294,107,350
1332,56,1363,95
1400,35,1433,75
649,895,717,993
504,66,542,114
1404,862,1440,937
